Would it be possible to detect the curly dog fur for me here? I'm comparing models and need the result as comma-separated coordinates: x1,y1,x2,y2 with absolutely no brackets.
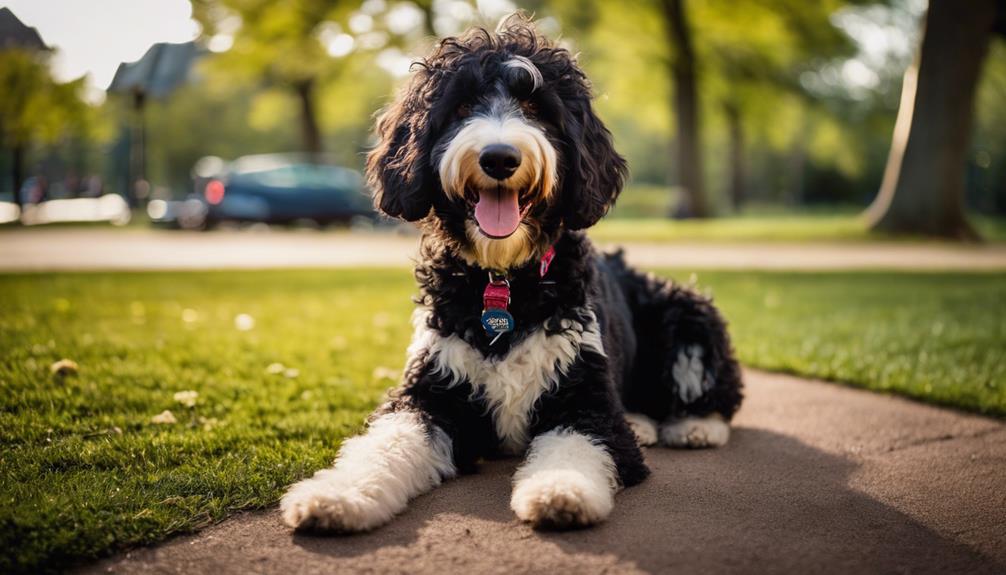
281,14,743,533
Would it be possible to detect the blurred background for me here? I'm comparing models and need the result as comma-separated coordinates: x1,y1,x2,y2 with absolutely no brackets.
0,0,1004,237
3,4,1006,570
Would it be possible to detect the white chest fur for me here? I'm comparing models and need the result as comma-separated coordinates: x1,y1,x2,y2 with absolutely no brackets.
407,308,605,454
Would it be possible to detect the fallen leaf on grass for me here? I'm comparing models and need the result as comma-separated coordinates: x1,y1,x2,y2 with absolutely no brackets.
151,410,177,425
50,359,79,376
173,390,198,407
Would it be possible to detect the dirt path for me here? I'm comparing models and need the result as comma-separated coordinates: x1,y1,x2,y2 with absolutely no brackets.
83,369,1006,575
3,228,1006,271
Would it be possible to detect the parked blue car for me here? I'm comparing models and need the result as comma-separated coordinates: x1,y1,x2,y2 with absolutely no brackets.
149,154,375,229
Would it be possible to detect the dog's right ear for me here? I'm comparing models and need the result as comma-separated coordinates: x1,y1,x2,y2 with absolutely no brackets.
366,75,436,222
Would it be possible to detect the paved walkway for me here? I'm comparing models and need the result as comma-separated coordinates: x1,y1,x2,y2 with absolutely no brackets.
4,229,1006,271
84,370,1006,575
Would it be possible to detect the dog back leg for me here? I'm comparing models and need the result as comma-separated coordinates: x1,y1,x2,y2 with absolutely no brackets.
607,255,744,448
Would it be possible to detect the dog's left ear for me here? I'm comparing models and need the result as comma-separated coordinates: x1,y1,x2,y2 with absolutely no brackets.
559,96,628,230
366,75,436,222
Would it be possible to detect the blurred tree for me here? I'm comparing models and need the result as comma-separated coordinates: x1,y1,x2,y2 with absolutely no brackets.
693,0,856,212
865,0,1006,238
141,74,300,194
972,41,1006,215
549,0,863,215
190,0,360,156
659,0,706,217
0,50,93,206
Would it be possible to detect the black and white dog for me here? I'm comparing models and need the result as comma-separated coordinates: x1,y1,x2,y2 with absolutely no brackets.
281,16,743,532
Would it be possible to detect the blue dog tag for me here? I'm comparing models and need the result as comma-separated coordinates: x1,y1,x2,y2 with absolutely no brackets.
481,308,515,338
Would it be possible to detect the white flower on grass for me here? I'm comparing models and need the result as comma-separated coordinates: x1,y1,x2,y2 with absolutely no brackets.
234,313,255,331
266,362,286,375
283,368,300,379
151,410,177,424
372,312,391,328
173,390,198,408
50,358,79,376
181,308,200,323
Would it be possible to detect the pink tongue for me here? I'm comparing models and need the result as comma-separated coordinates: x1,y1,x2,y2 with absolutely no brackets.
474,187,521,238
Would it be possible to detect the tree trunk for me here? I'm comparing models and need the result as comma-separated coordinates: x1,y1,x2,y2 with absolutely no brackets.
865,0,997,239
724,101,745,212
660,0,708,218
786,125,807,207
11,145,24,208
129,91,146,207
294,79,323,157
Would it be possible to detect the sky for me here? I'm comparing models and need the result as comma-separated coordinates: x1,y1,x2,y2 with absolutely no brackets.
4,0,200,102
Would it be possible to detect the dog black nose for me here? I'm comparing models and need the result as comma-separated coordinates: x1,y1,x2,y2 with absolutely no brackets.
479,144,521,180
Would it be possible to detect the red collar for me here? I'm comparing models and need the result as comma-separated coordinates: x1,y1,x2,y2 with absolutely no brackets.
539,245,556,278
481,245,556,342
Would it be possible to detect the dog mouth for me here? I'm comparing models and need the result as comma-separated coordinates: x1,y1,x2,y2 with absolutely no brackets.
469,185,525,239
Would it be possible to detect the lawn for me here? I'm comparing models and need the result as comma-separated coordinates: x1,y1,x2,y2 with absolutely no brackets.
592,185,1006,242
590,214,1006,243
1,268,1003,572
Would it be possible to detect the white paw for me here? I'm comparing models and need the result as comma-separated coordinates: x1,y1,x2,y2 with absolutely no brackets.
660,415,730,448
625,413,658,446
511,469,614,529
280,473,397,532
280,411,456,533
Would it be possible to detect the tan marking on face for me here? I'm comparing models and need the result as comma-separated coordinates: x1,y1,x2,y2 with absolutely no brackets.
439,115,557,270
438,116,557,206
459,220,539,270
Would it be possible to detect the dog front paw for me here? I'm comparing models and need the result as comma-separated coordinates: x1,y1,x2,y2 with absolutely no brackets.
660,415,730,448
280,475,396,533
511,469,614,529
625,413,658,446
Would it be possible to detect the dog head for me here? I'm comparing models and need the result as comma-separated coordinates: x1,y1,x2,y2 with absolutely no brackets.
366,14,626,270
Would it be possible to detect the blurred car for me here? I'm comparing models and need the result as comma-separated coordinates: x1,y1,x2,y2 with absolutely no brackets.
148,154,374,229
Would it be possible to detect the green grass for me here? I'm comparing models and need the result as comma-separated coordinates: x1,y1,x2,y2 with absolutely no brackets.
591,214,872,243
694,270,1005,414
2,268,1004,572
590,214,1006,243
593,185,1006,243
591,214,1006,243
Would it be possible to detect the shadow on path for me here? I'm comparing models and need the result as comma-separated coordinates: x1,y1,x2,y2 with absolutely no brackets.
85,425,1004,575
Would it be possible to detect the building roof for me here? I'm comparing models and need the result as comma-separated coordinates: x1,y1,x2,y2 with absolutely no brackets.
107,41,200,99
0,7,49,51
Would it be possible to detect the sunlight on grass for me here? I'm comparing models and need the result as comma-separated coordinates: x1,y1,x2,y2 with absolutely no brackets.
1,268,1003,571
594,186,1006,243
592,214,1006,243
0,270,415,572
592,215,870,243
